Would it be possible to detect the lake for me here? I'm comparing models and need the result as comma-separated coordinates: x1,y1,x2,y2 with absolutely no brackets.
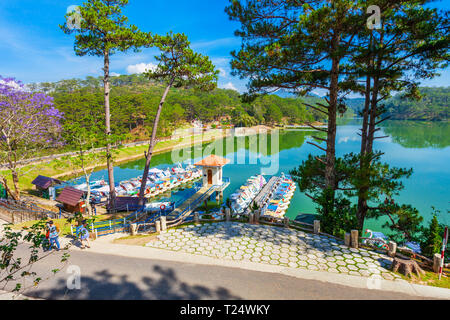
80,120,450,233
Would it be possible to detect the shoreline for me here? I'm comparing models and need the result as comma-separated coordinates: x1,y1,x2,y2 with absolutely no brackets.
49,125,278,182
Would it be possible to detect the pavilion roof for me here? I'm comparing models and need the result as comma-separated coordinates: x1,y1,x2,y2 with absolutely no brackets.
194,155,230,167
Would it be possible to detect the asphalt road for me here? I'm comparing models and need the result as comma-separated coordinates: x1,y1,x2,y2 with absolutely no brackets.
7,246,426,300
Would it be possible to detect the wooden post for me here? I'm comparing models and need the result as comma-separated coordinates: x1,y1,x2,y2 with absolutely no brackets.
344,233,351,247
155,220,161,233
194,212,200,224
313,220,320,234
284,217,289,228
130,223,137,236
388,241,397,257
351,230,359,249
225,208,231,222
254,210,260,224
249,213,254,224
160,216,167,232
433,253,443,273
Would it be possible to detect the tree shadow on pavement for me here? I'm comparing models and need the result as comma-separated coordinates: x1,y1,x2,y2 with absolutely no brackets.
25,265,242,300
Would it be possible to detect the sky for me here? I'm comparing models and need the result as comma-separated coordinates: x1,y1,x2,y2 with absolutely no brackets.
0,0,449,95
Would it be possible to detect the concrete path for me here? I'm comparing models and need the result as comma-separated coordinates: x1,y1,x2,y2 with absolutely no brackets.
146,222,400,280
1,219,449,300
2,248,434,300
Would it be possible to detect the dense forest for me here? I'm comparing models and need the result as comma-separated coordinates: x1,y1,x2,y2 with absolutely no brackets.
27,74,330,143
336,87,449,122
384,87,449,121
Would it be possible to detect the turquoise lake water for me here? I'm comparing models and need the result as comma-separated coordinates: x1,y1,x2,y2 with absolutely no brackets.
80,120,450,233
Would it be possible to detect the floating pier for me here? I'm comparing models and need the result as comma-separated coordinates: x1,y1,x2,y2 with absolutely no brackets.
166,185,225,221
166,155,231,221
250,176,281,210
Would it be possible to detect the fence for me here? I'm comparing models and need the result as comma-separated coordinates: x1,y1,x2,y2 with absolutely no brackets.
0,199,65,224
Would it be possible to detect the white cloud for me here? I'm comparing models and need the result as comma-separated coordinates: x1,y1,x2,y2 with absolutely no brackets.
218,68,227,77
220,82,238,91
111,72,121,77
126,63,157,75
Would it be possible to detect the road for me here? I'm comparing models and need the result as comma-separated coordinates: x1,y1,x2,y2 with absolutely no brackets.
8,247,427,300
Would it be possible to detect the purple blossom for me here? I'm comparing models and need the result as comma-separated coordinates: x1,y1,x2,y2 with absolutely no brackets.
0,75,64,158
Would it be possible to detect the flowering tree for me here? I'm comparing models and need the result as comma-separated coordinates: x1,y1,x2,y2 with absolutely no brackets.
0,76,63,200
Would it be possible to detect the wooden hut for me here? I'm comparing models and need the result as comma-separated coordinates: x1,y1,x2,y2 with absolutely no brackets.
56,187,86,214
31,175,62,200
108,197,148,212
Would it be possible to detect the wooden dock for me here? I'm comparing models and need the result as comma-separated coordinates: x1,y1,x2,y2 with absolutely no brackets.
166,183,228,221
250,176,281,210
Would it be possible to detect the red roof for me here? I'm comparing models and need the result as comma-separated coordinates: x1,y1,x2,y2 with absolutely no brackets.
194,155,230,167
56,187,85,207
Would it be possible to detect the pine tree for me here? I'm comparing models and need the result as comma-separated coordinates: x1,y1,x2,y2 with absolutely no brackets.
60,0,149,210
226,0,367,219
137,33,218,205
421,215,442,258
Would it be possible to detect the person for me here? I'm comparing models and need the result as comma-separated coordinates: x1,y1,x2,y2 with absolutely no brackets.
48,221,60,251
42,221,51,251
77,220,91,250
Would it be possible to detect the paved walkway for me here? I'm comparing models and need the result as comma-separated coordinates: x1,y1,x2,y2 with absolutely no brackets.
145,222,400,281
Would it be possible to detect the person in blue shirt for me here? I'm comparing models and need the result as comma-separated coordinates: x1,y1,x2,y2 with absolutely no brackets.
48,221,60,251
77,220,91,250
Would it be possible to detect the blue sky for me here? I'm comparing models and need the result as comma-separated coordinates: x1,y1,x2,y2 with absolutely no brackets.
0,0,448,94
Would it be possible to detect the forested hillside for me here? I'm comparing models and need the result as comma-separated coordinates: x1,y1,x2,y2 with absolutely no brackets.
28,74,327,142
384,87,449,121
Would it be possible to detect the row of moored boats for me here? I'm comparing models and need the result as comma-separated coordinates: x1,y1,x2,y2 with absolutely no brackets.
74,164,202,202
229,173,296,219
260,175,296,219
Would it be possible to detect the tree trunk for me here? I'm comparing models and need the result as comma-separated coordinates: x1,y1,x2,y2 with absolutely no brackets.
357,75,372,230
138,79,174,206
84,173,92,216
1,177,14,200
11,169,20,201
323,44,340,216
103,50,116,211
391,257,425,278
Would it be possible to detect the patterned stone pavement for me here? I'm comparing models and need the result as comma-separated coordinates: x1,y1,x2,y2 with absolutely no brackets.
145,222,401,281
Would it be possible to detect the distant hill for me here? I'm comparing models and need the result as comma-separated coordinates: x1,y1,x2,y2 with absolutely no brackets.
27,74,326,143
385,87,449,121
341,87,449,121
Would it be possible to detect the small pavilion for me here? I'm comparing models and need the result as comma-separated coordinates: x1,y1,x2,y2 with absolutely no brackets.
194,155,230,187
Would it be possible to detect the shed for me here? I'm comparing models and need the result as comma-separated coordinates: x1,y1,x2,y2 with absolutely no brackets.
109,197,148,212
31,175,62,200
56,187,86,213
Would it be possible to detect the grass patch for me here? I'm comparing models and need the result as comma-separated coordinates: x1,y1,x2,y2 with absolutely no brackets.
11,213,130,236
0,130,226,193
113,233,159,246
397,269,450,289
